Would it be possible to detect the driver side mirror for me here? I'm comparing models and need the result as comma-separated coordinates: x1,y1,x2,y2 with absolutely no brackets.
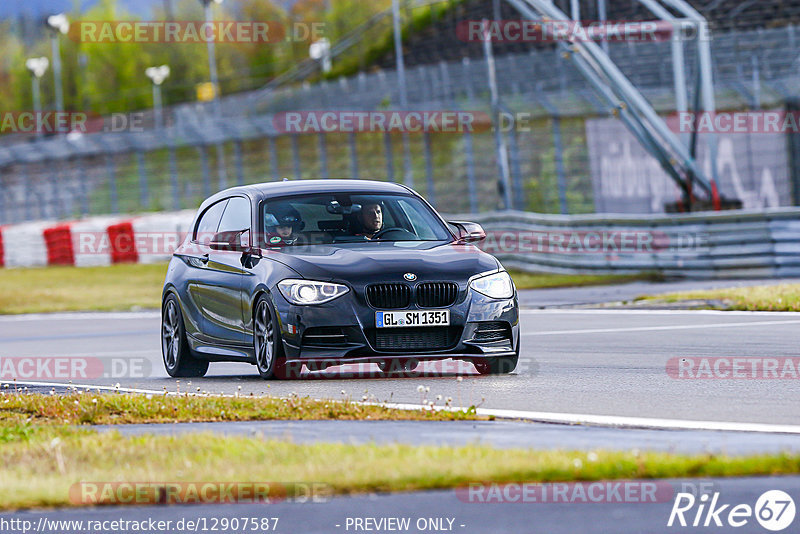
209,229,251,252
448,221,486,243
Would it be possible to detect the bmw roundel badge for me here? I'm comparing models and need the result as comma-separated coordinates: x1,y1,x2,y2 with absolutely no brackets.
404,273,417,281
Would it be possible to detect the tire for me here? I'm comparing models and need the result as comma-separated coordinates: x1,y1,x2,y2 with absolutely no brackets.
253,295,298,379
162,294,209,378
473,338,519,376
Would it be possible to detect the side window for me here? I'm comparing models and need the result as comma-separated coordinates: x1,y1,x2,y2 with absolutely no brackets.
194,200,228,245
217,197,251,233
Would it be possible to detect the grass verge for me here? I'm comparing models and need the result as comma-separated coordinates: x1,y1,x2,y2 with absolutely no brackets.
509,271,662,290
0,263,166,314
0,264,662,314
2,424,800,510
637,283,800,312
2,393,800,510
0,392,481,425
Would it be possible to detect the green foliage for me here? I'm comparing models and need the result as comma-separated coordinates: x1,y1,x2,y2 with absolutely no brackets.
0,0,393,120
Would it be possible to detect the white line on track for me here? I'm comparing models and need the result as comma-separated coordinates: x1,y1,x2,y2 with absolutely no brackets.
0,309,795,323
3,380,168,395
0,311,160,322
0,308,794,324
521,309,800,316
521,319,800,336
8,380,800,435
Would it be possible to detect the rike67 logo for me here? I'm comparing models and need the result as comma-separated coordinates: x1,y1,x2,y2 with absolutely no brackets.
668,490,796,531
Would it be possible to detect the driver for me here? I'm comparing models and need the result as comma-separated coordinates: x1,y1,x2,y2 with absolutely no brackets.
266,206,305,246
357,202,383,240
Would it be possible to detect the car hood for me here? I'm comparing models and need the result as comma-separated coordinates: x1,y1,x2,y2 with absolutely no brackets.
264,241,499,284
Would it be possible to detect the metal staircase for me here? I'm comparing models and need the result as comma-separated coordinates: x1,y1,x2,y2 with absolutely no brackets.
504,0,726,209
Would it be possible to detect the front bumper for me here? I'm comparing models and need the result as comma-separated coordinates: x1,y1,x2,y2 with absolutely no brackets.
272,285,519,365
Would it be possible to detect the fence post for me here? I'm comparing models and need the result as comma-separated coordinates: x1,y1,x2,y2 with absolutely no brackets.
233,139,245,185
77,158,89,217
384,132,395,182
168,143,180,210
751,54,761,109
268,137,279,181
462,57,474,101
106,154,118,214
463,131,478,214
551,115,569,215
0,170,5,224
22,165,32,221
136,150,149,210
40,170,48,220
439,61,452,101
347,132,359,180
198,145,211,197
318,133,329,179
423,131,435,206
51,166,61,219
215,143,227,190
506,120,524,210
291,135,301,180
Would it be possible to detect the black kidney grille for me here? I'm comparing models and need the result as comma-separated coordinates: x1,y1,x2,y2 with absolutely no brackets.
416,282,458,308
372,327,459,352
366,284,411,309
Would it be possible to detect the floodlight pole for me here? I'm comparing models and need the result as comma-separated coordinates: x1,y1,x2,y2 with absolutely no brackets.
202,0,222,117
392,0,414,187
483,20,513,211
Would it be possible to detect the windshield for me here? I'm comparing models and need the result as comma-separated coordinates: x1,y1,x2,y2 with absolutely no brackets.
260,192,453,247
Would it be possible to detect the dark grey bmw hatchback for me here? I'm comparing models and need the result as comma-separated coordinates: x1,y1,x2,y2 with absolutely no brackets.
161,180,519,379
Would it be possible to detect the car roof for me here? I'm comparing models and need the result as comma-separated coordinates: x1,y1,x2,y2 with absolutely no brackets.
209,179,413,205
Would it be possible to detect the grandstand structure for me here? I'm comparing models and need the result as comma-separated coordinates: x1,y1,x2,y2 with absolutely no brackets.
0,0,798,223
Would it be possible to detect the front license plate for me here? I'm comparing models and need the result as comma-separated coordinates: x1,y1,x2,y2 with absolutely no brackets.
376,310,450,328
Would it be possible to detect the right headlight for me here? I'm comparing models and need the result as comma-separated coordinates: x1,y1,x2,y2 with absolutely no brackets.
278,279,349,305
469,271,514,299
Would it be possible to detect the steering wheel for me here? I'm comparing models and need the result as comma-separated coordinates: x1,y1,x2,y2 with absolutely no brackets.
371,227,417,240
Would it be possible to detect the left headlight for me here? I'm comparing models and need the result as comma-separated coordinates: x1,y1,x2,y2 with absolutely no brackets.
470,271,514,299
278,279,350,305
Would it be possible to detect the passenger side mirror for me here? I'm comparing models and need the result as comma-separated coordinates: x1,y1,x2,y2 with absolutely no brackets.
448,221,486,243
209,229,250,252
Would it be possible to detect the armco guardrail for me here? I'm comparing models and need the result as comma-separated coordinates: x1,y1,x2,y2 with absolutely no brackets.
1,208,799,279
460,208,800,279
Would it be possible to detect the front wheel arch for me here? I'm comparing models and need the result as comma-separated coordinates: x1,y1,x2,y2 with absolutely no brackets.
161,293,209,378
252,293,296,380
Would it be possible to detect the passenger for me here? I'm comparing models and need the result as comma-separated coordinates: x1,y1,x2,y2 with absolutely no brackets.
266,206,304,246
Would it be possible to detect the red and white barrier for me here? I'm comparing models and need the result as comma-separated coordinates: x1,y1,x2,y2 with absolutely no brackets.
130,210,195,264
0,210,196,269
2,221,52,268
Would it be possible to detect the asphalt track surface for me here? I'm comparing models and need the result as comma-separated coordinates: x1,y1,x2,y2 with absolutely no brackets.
5,282,800,533
4,476,800,533
3,285,800,425
98,420,800,456
517,277,800,308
